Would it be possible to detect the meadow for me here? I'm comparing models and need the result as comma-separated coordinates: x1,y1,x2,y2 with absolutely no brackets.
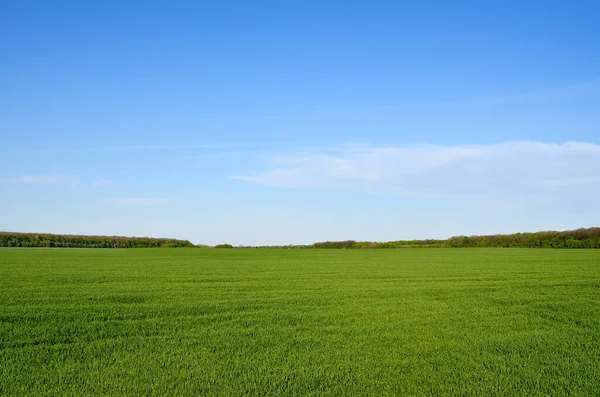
1,248,599,396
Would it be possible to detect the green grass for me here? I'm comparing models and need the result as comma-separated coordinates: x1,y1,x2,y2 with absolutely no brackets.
1,248,599,396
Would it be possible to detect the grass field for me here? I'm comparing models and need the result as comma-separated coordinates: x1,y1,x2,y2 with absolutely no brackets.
1,248,599,396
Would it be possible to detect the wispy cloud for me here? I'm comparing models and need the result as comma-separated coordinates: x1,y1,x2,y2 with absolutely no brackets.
91,180,116,187
233,141,600,200
183,151,244,160
109,197,174,206
386,77,600,110
1,143,265,157
11,173,70,185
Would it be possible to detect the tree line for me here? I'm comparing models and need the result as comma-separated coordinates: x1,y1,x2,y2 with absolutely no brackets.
0,232,194,248
310,227,600,249
2,227,599,249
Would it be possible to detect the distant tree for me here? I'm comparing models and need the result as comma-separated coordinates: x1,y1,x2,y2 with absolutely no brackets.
0,232,194,248
214,244,234,248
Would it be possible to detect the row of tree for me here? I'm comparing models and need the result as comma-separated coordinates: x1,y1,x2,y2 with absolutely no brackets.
2,228,599,249
0,232,194,248
311,228,600,249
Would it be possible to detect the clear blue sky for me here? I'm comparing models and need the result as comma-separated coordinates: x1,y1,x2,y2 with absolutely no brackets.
1,0,599,245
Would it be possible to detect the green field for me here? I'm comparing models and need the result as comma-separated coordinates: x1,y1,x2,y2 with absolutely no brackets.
1,248,599,396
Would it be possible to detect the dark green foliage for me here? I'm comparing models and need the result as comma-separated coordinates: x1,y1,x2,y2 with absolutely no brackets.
214,243,234,248
312,240,357,249
351,239,447,249
312,227,600,249
444,227,600,248
0,232,193,248
1,248,599,395
2,227,600,249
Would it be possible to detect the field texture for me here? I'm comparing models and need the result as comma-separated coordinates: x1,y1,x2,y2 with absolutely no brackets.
1,248,599,396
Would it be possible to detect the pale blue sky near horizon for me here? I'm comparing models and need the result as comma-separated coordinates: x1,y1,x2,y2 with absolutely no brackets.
1,0,599,245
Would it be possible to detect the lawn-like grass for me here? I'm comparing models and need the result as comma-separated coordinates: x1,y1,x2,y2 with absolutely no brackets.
1,248,599,396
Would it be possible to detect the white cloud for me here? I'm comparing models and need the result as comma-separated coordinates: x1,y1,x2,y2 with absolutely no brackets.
109,197,173,206
233,141,600,199
11,173,69,185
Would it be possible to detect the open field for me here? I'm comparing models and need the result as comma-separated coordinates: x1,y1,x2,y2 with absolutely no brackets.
1,248,599,396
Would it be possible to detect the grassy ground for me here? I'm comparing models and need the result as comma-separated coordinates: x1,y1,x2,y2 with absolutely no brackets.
1,248,599,396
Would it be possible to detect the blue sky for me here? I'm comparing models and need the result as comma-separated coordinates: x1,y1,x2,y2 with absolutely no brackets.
1,0,599,245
